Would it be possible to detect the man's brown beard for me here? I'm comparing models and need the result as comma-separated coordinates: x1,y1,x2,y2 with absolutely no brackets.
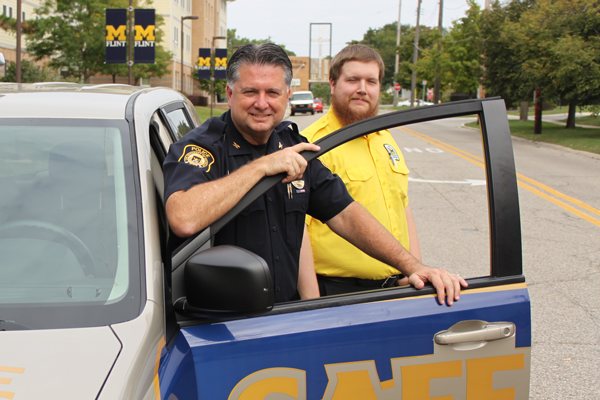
332,95,379,127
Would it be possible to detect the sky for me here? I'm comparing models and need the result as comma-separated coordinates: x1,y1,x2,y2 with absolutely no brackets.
227,0,485,57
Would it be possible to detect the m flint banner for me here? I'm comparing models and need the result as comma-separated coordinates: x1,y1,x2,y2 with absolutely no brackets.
105,9,127,64
198,48,211,80
214,48,227,80
134,9,155,64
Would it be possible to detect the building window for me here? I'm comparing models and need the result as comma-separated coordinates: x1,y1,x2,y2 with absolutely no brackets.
22,11,25,20
174,0,178,5
2,4,13,18
186,34,191,52
174,26,179,45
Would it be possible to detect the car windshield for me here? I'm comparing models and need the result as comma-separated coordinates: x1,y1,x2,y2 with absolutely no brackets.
291,93,313,101
0,119,141,330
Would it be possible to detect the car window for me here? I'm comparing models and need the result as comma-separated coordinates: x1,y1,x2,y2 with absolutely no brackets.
291,93,313,101
0,119,142,329
162,103,194,141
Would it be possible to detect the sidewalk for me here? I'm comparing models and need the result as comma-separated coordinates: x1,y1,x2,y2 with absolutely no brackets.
516,112,598,129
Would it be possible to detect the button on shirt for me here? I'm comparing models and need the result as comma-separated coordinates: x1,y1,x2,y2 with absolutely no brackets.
303,106,411,280
163,111,353,302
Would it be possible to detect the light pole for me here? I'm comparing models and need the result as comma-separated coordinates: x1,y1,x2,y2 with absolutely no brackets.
181,15,199,94
292,64,305,94
210,35,227,117
393,0,401,107
16,0,22,83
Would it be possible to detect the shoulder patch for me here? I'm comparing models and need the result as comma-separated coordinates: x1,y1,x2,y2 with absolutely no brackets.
178,145,215,172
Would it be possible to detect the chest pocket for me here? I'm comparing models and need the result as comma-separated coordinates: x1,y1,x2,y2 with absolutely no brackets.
345,164,378,206
284,197,307,250
235,200,267,249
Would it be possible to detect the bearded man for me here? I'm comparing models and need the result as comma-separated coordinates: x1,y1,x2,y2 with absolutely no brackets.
302,44,424,296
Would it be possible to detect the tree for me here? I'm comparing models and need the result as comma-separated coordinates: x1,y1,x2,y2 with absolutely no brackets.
1,59,57,82
26,0,111,82
25,0,170,83
481,0,600,127
393,25,438,98
508,0,600,128
310,82,331,105
227,29,296,57
443,1,483,95
480,0,538,110
350,22,402,90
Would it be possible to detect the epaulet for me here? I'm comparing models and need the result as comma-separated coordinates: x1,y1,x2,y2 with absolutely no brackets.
206,115,227,137
277,120,300,136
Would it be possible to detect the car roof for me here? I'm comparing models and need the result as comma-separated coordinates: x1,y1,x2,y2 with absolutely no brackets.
0,83,179,120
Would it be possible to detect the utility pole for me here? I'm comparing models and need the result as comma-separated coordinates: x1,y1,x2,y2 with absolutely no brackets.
433,0,443,104
128,0,133,85
16,0,21,83
393,0,402,107
410,0,422,108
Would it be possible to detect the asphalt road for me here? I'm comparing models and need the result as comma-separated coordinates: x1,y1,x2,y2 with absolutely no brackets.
290,110,600,399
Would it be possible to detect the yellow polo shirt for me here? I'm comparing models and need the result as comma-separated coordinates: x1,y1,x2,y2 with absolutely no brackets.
302,107,411,279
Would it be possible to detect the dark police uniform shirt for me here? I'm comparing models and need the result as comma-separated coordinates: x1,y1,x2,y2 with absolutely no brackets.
163,111,353,303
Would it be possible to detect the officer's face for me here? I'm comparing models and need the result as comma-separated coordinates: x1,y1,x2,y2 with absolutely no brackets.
330,60,381,126
227,63,291,145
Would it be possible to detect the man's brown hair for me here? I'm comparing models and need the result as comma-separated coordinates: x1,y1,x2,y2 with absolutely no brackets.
329,44,385,84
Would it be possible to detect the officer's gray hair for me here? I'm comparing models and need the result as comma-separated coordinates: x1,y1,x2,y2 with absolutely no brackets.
227,43,293,89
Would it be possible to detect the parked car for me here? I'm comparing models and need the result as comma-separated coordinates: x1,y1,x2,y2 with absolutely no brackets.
397,99,434,107
314,98,324,113
0,79,530,399
290,90,315,115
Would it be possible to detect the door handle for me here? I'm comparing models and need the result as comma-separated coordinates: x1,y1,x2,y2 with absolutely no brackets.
434,322,515,345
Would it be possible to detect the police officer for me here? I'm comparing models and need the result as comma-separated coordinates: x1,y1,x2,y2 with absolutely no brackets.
164,43,465,305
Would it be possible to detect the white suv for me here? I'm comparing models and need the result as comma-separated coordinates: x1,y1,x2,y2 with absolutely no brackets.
290,90,315,115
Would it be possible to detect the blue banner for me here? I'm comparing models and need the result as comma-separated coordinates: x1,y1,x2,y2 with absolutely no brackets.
134,9,155,64
214,48,227,80
105,9,127,64
198,48,211,80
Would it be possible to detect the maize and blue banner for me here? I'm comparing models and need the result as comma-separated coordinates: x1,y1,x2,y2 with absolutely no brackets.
134,9,156,63
214,48,228,80
105,9,127,64
198,48,211,80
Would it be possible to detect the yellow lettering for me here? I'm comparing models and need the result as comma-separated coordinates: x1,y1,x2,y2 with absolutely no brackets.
466,354,525,400
198,57,211,67
106,25,127,41
401,361,462,400
134,25,155,41
215,57,227,67
330,370,378,400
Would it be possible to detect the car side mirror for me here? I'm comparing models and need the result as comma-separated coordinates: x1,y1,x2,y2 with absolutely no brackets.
0,53,5,67
178,245,274,318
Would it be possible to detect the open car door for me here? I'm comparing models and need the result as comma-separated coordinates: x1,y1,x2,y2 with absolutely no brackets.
159,98,530,400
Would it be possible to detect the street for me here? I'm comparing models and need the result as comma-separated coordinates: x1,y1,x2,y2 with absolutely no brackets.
290,110,600,399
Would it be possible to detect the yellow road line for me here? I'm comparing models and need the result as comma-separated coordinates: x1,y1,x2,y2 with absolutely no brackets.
395,126,600,227
0,367,23,374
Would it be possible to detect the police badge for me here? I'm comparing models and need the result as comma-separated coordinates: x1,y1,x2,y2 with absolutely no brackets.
178,145,215,172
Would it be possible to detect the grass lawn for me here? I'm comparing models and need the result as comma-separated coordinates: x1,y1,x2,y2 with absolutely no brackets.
506,105,570,116
195,106,226,121
557,115,600,127
465,120,600,155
